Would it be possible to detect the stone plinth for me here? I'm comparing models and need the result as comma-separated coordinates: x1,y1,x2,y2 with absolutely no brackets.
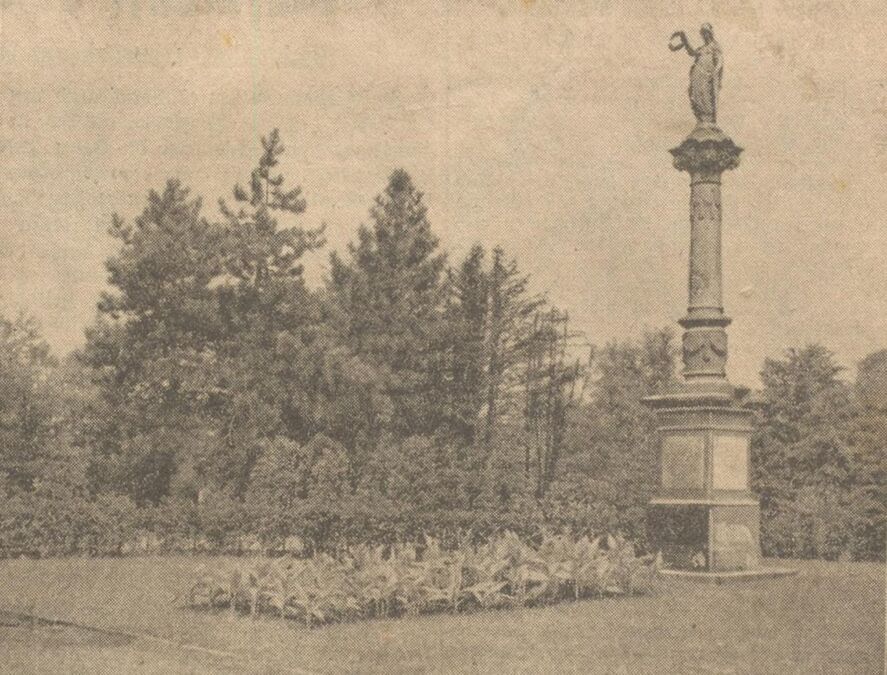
645,387,760,572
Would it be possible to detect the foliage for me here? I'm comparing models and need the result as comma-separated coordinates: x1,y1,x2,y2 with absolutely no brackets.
855,349,887,412
554,329,678,548
1,130,883,564
245,434,352,550
0,491,139,558
752,345,887,560
326,169,448,453
188,531,659,627
0,314,60,494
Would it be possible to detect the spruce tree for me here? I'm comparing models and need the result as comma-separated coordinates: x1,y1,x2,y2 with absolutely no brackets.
328,169,447,440
444,245,545,451
483,247,545,447
445,244,488,447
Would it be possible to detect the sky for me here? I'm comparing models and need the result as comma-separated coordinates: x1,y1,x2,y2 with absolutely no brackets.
1,0,885,386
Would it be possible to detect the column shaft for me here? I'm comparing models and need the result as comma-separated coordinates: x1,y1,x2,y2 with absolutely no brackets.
687,172,723,316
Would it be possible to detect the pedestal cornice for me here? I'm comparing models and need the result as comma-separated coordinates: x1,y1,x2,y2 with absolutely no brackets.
642,378,750,410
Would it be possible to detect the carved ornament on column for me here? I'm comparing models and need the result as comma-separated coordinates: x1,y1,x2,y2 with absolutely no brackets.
682,328,728,377
670,131,743,175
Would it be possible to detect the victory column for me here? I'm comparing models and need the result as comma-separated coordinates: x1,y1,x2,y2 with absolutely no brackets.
644,25,796,579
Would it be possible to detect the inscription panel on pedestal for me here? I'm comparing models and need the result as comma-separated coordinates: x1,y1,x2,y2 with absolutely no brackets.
712,434,749,490
661,434,705,490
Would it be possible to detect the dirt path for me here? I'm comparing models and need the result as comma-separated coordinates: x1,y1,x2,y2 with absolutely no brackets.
0,611,311,674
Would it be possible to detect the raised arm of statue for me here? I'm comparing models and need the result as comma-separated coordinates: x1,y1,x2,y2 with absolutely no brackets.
668,31,697,57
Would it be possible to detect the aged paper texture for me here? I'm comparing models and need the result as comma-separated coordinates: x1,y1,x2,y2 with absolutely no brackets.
1,1,884,673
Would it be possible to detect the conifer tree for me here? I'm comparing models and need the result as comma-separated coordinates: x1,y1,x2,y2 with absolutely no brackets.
83,180,223,503
328,169,447,441
445,244,488,447
213,129,326,493
522,308,587,497
483,247,545,447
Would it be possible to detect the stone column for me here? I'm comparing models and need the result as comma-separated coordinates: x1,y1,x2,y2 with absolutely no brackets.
688,171,724,316
645,124,763,573
670,125,741,384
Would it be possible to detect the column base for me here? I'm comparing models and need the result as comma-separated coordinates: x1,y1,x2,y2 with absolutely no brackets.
648,501,763,572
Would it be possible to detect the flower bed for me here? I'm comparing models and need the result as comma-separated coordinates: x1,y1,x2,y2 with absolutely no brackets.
188,531,659,627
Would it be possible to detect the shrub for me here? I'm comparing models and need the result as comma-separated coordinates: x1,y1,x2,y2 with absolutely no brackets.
760,486,886,562
0,492,139,558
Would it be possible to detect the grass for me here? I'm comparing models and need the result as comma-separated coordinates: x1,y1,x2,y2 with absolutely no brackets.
0,556,882,673
0,623,240,674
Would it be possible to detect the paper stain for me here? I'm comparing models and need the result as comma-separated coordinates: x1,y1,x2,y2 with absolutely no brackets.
800,68,821,102
763,40,785,60
221,32,234,48
834,178,848,192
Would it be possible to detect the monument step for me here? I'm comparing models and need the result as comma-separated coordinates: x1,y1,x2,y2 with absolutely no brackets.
659,567,798,584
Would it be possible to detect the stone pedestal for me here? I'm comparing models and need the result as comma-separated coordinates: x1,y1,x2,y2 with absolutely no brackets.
645,390,760,571
644,123,765,573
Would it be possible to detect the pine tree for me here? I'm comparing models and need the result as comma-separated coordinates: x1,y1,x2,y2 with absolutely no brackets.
219,128,322,294
82,180,225,503
214,129,326,494
82,131,327,502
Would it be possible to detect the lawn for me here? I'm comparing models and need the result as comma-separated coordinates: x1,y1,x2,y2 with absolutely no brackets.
0,556,882,674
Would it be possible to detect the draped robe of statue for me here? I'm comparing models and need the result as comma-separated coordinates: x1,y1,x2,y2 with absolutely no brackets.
688,40,722,124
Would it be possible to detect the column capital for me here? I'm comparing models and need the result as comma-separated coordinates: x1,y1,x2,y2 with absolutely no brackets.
670,124,742,175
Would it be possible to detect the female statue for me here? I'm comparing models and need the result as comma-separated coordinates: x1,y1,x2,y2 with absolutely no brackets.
669,24,722,125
